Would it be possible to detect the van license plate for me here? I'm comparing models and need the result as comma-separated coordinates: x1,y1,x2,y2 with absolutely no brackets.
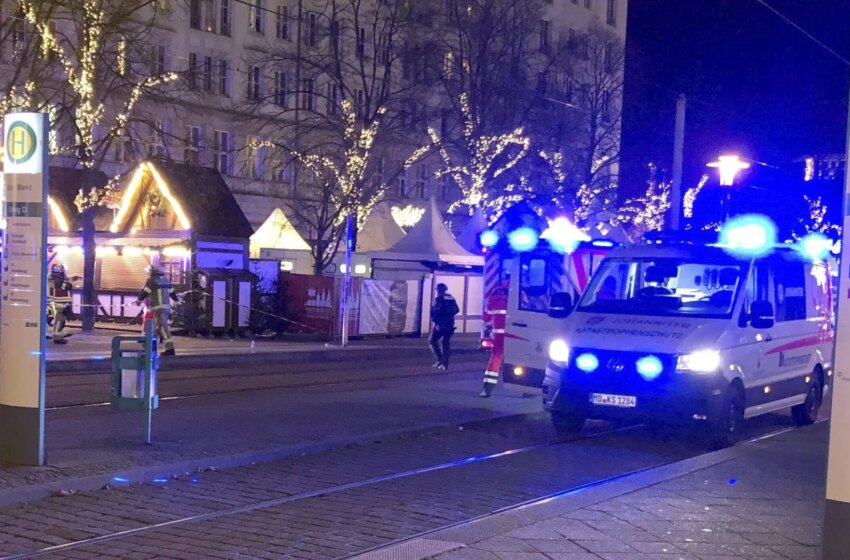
591,393,637,408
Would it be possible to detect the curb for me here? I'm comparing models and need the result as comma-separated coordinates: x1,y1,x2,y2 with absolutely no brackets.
348,425,808,560
46,345,483,374
0,412,536,507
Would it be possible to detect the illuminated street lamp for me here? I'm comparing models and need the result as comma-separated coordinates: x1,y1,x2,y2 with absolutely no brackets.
707,154,751,220
707,155,750,186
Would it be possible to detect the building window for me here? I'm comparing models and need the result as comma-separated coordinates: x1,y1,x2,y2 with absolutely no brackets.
441,176,452,201
356,89,366,118
203,0,215,32
327,83,339,115
356,26,367,59
306,12,318,47
185,125,202,165
249,0,264,33
246,136,263,179
416,165,428,199
602,91,612,122
248,65,262,101
584,0,591,8
152,44,167,75
539,20,551,53
214,130,231,174
203,56,214,92
219,59,230,96
397,172,407,198
302,78,315,110
113,135,132,164
571,0,578,4
275,71,290,107
188,53,199,89
607,0,617,26
189,0,201,29
147,121,166,159
220,0,231,35
276,4,290,40
604,41,615,72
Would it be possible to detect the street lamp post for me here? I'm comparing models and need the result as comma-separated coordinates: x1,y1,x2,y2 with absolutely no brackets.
707,154,750,220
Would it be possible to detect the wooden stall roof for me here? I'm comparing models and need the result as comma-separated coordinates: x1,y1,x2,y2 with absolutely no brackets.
150,162,254,239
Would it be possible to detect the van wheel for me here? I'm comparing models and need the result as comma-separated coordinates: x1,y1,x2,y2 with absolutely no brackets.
550,411,586,438
792,374,822,426
709,387,744,449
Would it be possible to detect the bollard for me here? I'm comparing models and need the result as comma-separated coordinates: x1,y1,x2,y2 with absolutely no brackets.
111,320,159,444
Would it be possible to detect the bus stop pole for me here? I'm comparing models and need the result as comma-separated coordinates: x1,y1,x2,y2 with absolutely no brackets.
821,85,850,559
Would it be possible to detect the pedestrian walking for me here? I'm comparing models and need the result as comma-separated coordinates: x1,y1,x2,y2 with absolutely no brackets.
480,287,508,397
429,283,460,370
47,264,75,344
136,265,180,356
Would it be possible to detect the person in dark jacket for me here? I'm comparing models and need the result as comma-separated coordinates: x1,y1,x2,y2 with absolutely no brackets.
429,283,460,370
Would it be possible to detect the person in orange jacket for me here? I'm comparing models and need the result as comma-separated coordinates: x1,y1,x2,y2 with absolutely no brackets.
480,287,508,397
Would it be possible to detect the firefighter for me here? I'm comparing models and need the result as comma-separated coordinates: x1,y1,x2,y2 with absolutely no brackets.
430,283,460,370
480,287,508,397
47,264,75,344
135,265,180,356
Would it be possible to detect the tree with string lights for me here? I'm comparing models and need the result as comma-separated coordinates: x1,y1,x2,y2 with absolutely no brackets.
19,0,180,330
406,93,531,220
252,0,424,272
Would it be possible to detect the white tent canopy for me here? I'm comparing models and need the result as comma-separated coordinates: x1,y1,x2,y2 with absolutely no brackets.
250,208,311,257
457,208,488,253
370,198,483,266
356,204,406,252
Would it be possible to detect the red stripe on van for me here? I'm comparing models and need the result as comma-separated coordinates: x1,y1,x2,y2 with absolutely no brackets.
504,333,531,342
764,335,829,356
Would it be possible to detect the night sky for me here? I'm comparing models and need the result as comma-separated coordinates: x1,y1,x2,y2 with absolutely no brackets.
621,0,850,197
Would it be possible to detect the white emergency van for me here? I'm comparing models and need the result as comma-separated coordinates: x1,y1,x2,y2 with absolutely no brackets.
500,242,612,388
541,241,834,447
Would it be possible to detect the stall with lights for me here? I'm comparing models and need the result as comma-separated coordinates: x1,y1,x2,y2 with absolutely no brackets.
47,161,254,328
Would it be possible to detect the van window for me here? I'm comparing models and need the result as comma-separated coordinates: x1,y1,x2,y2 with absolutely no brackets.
741,261,771,325
579,257,746,318
775,262,806,322
519,254,549,313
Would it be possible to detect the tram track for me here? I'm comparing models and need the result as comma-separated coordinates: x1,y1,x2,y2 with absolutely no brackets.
0,416,805,560
44,355,489,410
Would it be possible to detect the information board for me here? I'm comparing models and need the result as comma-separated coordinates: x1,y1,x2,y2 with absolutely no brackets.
0,112,48,466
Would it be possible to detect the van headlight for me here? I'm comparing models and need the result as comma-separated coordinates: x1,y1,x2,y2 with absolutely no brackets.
548,339,571,364
677,350,721,373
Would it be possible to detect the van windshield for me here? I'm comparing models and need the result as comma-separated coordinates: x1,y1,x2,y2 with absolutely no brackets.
577,257,747,318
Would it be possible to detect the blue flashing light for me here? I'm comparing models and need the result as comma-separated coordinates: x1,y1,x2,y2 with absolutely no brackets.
111,476,130,485
29,351,42,356
508,227,539,252
636,355,664,380
152,477,169,484
592,240,615,248
728,478,738,485
798,233,832,261
575,353,599,373
717,215,777,258
191,477,201,484
541,217,590,254
480,229,500,249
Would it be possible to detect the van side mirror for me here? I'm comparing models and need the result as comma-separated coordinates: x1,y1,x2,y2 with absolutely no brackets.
749,300,775,329
549,292,573,319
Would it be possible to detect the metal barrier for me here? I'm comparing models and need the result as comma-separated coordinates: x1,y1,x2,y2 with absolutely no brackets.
111,320,159,444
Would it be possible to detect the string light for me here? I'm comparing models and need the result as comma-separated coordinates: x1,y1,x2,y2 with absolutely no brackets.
263,101,388,231
683,174,709,219
405,93,530,220
391,205,425,228
614,163,671,238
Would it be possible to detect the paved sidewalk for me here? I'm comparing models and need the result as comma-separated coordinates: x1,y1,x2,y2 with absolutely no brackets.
45,328,480,372
361,423,827,560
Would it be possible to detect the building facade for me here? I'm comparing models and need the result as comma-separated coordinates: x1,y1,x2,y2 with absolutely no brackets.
7,0,628,234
